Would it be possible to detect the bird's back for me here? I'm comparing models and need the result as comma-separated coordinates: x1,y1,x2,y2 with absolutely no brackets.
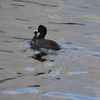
34,38,60,50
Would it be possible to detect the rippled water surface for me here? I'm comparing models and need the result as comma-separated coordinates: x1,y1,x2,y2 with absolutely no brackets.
0,0,100,100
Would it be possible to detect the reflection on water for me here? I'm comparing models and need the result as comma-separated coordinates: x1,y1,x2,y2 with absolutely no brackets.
0,68,4,70
25,68,36,71
71,71,88,75
15,18,30,21
28,27,34,29
3,40,12,43
0,78,16,84
13,0,58,7
0,35,30,40
1,0,100,99
29,52,47,62
45,62,54,66
10,4,25,7
3,88,39,94
48,71,60,76
0,30,5,33
28,85,40,87
44,92,100,100
87,54,100,58
34,72,45,76
0,50,13,53
48,22,85,26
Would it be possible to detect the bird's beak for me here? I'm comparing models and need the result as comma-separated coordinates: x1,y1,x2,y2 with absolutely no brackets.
34,29,38,34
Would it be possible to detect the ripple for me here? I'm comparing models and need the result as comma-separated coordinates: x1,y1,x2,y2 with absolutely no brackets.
10,4,25,7
43,92,100,100
28,85,40,87
59,43,85,49
28,27,34,29
3,41,12,43
20,40,100,63
31,53,47,62
71,71,88,75
0,35,29,40
0,68,4,70
0,50,13,53
34,72,45,76
13,0,58,7
21,40,85,52
0,78,16,83
21,40,31,47
25,68,36,71
48,72,60,76
3,88,39,94
47,62,54,66
15,18,30,21
83,35,89,37
48,22,85,26
0,30,5,33
44,64,47,67
87,55,100,58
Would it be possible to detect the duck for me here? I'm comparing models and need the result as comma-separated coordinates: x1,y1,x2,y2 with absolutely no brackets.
31,25,61,50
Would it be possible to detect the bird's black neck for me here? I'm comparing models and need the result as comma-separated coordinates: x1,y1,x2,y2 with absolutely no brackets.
37,32,46,39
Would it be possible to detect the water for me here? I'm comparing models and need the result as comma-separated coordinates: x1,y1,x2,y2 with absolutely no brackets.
3,88,39,94
0,0,100,100
44,92,100,100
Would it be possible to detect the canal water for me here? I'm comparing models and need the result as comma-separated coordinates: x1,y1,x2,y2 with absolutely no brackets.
0,0,100,100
